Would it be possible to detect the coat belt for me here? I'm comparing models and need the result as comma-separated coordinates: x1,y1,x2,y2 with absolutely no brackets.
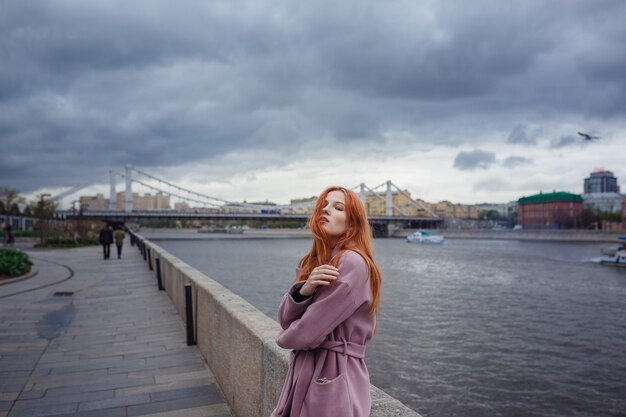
288,338,365,417
317,339,366,358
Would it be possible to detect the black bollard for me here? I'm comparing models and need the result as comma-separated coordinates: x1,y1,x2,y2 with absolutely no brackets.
148,248,153,270
184,284,195,346
155,257,164,291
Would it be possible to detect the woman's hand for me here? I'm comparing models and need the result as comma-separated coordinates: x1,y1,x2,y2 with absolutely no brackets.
299,264,340,297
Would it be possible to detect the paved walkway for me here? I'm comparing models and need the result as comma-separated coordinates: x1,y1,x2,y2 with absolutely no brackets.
0,242,232,417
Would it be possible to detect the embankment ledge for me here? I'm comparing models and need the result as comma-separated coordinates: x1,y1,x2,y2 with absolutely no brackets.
132,232,422,417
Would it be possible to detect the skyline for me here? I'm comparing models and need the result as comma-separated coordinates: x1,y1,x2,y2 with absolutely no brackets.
14,164,623,210
2,1,626,206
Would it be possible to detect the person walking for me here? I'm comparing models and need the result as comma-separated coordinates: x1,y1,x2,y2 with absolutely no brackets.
270,186,382,417
3,223,14,247
98,224,113,259
114,227,125,259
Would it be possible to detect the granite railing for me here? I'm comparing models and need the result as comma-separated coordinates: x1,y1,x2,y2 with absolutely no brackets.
131,232,422,417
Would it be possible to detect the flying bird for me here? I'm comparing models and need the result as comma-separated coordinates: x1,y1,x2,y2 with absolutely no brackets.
577,132,600,140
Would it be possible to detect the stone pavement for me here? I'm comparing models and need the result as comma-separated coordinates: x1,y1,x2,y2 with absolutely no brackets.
0,242,233,417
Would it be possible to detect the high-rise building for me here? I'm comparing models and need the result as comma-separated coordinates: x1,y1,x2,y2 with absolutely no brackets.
583,168,622,213
584,169,618,193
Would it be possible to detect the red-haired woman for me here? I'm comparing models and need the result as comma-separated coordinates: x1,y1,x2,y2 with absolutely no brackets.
271,186,382,417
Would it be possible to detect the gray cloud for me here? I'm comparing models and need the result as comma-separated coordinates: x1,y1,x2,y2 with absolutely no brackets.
453,150,496,171
507,125,536,145
549,135,586,149
502,156,533,168
474,179,510,192
1,0,626,192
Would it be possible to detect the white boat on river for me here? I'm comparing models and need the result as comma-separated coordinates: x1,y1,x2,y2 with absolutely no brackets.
406,230,445,244
600,236,626,267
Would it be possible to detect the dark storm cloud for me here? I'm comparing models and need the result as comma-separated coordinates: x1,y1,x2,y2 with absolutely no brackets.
453,150,496,171
501,156,533,168
1,0,626,192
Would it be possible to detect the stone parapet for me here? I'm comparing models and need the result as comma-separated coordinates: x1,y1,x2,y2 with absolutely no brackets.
133,232,422,417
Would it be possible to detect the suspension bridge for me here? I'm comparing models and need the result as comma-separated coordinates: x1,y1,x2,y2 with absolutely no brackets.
50,165,444,234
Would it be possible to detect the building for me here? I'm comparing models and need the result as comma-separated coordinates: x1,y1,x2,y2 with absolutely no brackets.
79,193,109,211
432,201,479,219
174,202,190,211
584,169,619,194
290,197,317,215
517,191,583,229
583,192,623,214
115,192,171,211
582,168,623,214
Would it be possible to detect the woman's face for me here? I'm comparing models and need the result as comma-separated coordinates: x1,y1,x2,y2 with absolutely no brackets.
319,190,348,239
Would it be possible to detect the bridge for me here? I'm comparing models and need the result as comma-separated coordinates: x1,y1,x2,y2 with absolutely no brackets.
68,210,442,237
45,165,444,235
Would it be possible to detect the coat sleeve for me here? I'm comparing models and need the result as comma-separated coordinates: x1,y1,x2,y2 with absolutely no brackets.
276,251,370,351
277,278,313,330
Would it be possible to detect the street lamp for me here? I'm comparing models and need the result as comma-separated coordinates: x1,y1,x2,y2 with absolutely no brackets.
39,193,51,245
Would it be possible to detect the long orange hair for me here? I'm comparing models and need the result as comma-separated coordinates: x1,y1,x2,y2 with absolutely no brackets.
297,186,382,315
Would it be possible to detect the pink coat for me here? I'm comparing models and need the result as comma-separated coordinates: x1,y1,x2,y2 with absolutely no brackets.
271,248,376,417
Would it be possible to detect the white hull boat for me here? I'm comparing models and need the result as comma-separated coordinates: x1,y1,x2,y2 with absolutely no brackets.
600,237,626,267
406,230,444,244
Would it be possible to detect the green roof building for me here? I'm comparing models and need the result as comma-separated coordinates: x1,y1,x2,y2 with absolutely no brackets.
517,191,583,229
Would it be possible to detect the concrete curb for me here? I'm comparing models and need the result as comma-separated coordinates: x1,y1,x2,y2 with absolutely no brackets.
0,265,39,286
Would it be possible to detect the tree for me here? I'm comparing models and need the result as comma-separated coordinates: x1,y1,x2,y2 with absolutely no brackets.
479,209,503,221
1,187,25,214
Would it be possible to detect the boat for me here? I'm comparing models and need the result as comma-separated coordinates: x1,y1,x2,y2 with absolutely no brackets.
406,230,444,244
600,236,626,267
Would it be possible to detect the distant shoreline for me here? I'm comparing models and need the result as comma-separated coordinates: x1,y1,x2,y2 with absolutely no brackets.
439,230,622,243
140,227,623,243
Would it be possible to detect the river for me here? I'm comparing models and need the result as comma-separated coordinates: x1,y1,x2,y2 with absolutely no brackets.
144,233,626,417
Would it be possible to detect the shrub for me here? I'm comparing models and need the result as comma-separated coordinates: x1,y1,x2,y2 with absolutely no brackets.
0,248,32,277
34,237,100,248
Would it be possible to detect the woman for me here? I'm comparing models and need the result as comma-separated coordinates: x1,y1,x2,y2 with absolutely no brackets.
271,186,382,417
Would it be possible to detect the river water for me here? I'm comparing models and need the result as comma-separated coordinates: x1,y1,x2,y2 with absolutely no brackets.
145,233,626,417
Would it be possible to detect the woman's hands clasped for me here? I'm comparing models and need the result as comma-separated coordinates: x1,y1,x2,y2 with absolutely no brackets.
299,264,340,297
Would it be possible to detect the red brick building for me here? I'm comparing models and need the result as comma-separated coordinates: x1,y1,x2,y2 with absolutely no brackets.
518,192,583,229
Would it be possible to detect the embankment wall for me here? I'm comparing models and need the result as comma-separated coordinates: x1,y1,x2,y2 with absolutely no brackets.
132,233,422,417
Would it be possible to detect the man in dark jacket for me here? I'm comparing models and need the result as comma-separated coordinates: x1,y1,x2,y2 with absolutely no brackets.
99,224,114,259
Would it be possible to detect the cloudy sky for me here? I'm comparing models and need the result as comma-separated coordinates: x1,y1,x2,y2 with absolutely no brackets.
2,0,625,208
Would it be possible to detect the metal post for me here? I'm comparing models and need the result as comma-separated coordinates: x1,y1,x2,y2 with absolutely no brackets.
184,284,195,346
148,247,153,270
143,244,147,261
109,170,116,211
385,180,393,217
155,257,164,291
124,164,133,213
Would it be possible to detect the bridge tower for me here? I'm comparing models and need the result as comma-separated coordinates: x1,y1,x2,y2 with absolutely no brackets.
359,183,367,209
385,180,393,216
124,165,133,212
109,170,116,211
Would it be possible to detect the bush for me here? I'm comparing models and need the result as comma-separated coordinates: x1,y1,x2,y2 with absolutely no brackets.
0,248,32,277
34,237,99,248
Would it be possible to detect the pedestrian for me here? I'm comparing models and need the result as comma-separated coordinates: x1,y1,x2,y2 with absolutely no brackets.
3,223,14,247
270,186,382,417
114,227,125,259
98,224,113,259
